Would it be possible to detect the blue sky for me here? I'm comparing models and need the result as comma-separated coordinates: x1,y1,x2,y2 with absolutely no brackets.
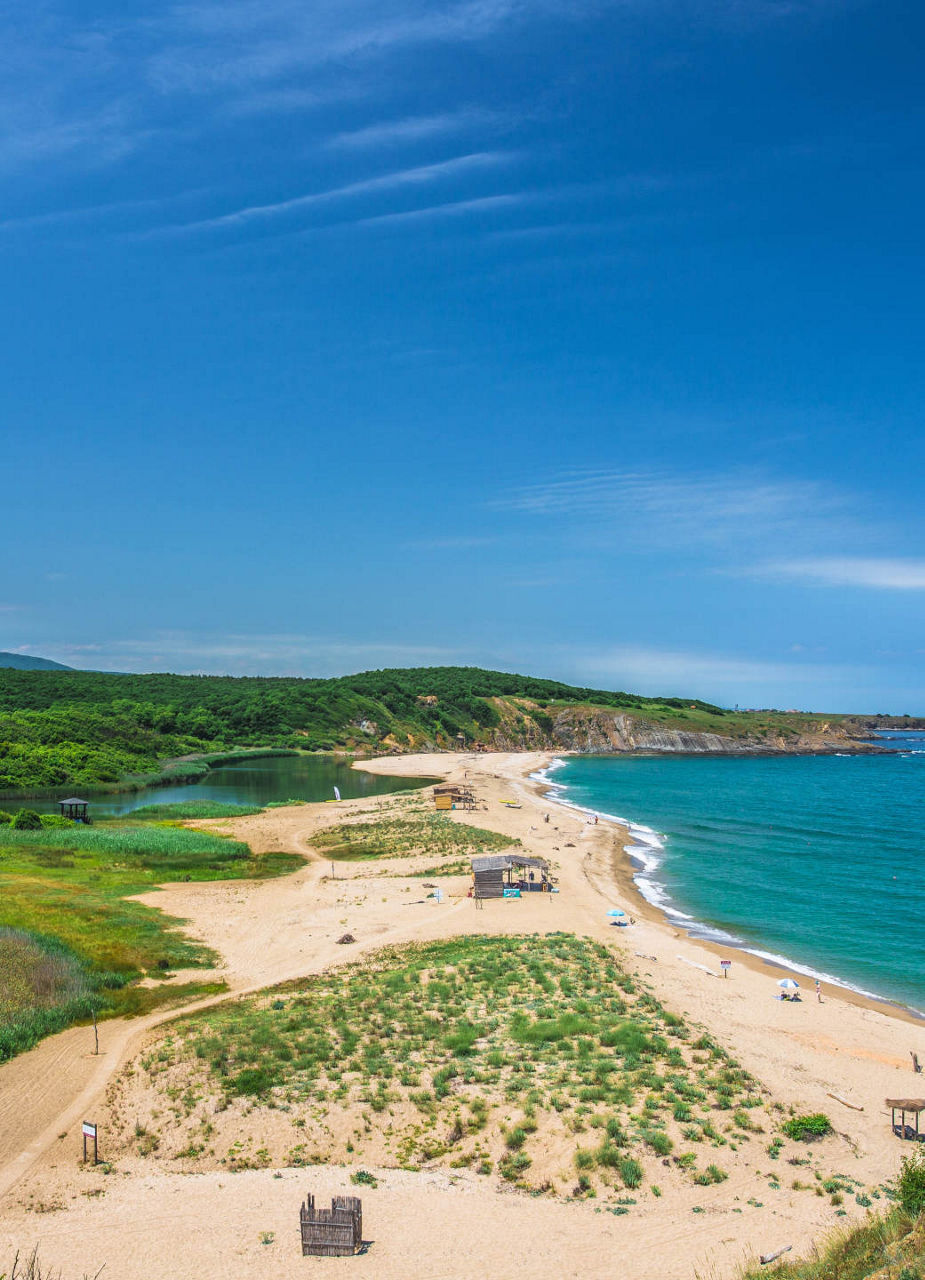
2,0,924,711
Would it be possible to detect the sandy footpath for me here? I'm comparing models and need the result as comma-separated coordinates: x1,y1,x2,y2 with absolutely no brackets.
1,751,923,1280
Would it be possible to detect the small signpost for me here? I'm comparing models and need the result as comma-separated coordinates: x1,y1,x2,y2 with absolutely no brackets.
82,1121,99,1165
720,960,731,979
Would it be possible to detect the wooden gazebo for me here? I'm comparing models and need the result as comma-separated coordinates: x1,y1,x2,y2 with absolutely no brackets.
887,1098,925,1141
58,798,90,823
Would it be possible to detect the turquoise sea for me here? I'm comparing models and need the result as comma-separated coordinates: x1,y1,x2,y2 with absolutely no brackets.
541,737,925,1012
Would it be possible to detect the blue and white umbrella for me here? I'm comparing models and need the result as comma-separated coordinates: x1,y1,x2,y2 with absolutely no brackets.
777,978,800,990
607,908,626,920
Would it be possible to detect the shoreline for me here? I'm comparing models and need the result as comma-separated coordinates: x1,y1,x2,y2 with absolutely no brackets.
525,753,925,1027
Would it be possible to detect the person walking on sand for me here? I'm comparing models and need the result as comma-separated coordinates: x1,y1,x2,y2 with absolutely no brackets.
815,978,822,1003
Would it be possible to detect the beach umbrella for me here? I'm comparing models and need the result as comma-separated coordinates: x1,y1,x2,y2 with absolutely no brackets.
606,909,626,918
777,978,800,990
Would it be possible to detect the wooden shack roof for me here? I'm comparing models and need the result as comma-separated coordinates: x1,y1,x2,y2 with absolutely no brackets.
886,1098,925,1112
471,853,548,873
59,797,89,805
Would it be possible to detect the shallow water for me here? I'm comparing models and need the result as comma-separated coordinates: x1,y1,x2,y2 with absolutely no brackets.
545,742,925,1011
26,755,430,816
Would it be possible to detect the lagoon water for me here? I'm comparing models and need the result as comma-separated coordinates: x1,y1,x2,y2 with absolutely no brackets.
29,755,430,816
546,740,925,1011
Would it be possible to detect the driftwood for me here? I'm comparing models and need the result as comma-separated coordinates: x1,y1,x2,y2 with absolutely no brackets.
827,1091,864,1111
759,1245,792,1265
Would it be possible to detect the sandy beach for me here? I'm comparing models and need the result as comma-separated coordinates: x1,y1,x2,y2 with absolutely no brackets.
1,750,922,1280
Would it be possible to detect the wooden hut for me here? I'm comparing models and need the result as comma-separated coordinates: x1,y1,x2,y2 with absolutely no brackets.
887,1098,925,1141
299,1193,362,1256
433,784,476,811
471,853,550,899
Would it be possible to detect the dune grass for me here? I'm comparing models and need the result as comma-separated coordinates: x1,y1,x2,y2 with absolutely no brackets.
738,1208,923,1280
131,933,771,1193
311,813,517,862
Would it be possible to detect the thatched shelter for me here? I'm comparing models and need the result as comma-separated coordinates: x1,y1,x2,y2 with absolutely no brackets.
471,853,550,899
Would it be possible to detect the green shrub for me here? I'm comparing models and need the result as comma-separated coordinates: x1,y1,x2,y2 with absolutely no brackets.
505,1127,527,1151
644,1129,673,1156
231,1066,279,1096
596,1141,623,1168
782,1113,831,1141
896,1147,925,1216
620,1158,643,1189
11,809,42,830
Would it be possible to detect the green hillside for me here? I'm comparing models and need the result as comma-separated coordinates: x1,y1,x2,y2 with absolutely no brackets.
0,664,852,795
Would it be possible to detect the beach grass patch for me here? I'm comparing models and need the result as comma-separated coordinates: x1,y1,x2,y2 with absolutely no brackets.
115,932,768,1192
311,813,517,862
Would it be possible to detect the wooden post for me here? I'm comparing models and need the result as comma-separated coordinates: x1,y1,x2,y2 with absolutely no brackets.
92,1008,99,1055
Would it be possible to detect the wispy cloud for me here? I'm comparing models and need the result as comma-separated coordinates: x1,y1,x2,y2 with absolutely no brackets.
355,192,526,227
147,0,581,94
758,558,925,591
326,108,506,150
495,466,861,553
148,151,513,236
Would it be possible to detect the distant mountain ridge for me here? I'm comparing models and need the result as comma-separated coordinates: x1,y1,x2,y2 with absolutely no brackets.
0,651,72,671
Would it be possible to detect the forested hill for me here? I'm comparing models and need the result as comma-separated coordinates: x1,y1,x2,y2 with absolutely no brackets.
0,652,72,671
0,665,857,794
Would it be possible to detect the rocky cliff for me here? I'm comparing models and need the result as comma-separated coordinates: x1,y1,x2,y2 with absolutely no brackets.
479,704,875,756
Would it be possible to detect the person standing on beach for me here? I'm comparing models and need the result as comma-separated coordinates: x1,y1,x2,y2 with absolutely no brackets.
815,979,822,1003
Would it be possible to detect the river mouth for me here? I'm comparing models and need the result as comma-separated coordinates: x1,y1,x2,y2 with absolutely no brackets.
16,754,435,817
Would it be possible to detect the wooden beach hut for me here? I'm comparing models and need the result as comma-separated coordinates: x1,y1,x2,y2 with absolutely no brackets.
887,1098,925,1141
471,853,550,899
433,784,476,811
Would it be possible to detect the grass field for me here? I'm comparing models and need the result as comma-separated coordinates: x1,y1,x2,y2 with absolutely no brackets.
0,818,302,1059
116,932,842,1201
310,812,517,862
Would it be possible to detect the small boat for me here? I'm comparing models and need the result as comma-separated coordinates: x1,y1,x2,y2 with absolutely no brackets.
500,801,522,809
